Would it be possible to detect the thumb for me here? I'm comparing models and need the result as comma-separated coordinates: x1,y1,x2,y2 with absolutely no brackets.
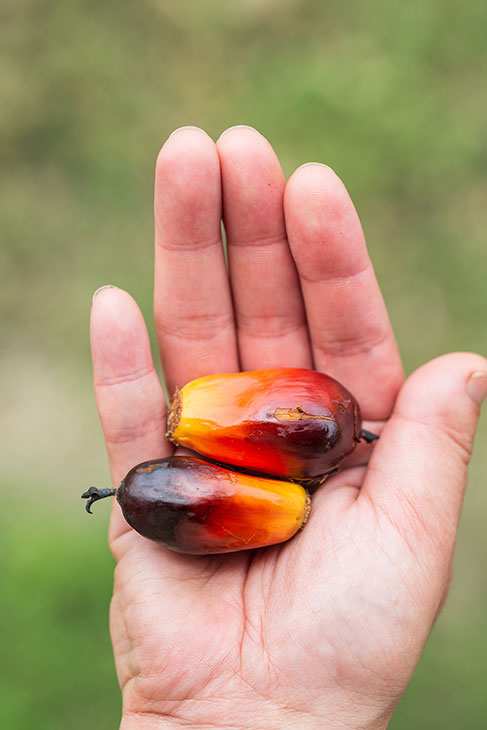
361,352,486,567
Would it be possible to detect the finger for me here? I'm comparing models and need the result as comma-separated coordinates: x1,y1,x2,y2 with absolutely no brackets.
284,163,403,419
154,127,239,395
217,126,312,370
91,286,170,543
361,352,487,570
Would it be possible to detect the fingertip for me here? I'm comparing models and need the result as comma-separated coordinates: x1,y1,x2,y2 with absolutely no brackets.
216,124,270,152
154,127,221,247
217,124,259,140
168,125,211,140
90,285,137,332
284,159,368,284
291,160,336,176
380,352,487,480
90,286,153,383
285,162,354,228
92,284,117,306
155,126,216,177
466,371,487,406
285,161,341,197
216,125,282,183
216,123,286,238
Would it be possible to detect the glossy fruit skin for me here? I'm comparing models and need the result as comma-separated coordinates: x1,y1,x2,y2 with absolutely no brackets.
116,456,310,554
167,368,361,480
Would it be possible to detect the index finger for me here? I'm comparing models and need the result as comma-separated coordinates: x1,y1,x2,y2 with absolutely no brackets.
154,128,239,395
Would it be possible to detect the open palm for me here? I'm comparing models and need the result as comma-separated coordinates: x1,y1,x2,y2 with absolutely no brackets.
90,127,485,730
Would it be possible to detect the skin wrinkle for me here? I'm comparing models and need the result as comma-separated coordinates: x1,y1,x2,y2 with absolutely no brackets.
155,234,223,253
303,276,393,353
111,591,140,697
391,412,473,467
286,228,367,286
126,663,236,723
297,258,371,287
240,551,307,699
118,556,251,715
363,469,454,605
237,567,250,678
124,618,208,709
121,702,327,730
226,657,324,730
313,324,393,360
249,600,282,692
109,523,147,558
103,415,166,447
94,365,156,388
229,231,288,248
236,311,306,339
234,551,277,693
356,497,433,627
155,311,235,341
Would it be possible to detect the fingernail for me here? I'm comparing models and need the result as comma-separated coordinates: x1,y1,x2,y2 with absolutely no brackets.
217,124,258,141
168,125,208,140
294,161,333,173
466,371,487,406
92,285,115,305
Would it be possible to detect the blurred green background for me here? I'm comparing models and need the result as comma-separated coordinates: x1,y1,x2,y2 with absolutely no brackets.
1,0,485,727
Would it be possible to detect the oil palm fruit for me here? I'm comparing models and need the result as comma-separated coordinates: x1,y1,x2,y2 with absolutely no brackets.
167,368,368,481
82,455,310,554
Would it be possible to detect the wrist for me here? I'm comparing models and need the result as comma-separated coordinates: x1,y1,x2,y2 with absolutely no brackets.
120,706,391,730
119,675,395,730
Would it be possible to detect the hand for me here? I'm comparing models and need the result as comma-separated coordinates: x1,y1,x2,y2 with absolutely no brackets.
90,126,486,730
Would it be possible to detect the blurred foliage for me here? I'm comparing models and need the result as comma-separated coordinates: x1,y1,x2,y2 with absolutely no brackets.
0,0,485,728
0,499,119,730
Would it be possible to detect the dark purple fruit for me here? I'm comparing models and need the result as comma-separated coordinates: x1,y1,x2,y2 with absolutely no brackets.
82,456,310,555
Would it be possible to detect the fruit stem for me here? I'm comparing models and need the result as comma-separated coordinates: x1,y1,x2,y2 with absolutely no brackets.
360,429,380,443
81,486,117,514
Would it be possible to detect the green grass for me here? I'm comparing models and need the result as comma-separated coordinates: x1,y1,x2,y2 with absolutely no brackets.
1,0,486,727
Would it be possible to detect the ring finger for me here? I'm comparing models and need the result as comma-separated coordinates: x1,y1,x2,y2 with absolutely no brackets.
217,126,312,371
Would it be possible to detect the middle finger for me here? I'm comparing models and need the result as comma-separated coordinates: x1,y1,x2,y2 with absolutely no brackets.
217,126,312,371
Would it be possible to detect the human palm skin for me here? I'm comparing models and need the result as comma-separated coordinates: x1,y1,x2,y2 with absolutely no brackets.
90,126,486,729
